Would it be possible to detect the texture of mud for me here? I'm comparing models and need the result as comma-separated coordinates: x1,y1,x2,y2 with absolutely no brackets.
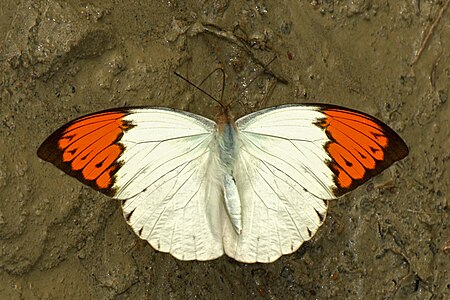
1,0,448,299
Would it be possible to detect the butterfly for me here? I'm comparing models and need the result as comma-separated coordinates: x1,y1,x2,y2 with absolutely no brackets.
37,102,408,263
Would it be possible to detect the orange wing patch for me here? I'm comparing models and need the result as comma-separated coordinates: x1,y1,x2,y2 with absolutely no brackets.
38,110,134,196
317,107,408,196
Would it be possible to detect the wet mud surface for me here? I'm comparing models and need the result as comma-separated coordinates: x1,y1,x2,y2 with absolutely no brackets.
0,0,449,299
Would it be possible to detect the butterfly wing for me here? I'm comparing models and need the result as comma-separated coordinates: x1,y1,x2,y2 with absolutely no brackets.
38,107,225,261
223,104,408,263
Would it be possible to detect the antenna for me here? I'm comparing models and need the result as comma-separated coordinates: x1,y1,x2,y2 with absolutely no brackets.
227,55,279,107
245,56,278,91
197,68,226,104
174,69,226,109
175,57,280,109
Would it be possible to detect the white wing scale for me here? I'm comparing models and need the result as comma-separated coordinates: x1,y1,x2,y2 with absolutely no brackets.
115,108,224,261
222,105,332,262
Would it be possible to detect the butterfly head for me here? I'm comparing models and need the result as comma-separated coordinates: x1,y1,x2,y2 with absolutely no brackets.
215,105,237,130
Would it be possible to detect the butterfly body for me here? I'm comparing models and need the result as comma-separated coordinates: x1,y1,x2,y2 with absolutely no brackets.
38,103,408,263
215,107,243,234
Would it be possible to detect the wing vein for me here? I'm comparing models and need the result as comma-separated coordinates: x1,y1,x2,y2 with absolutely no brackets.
241,133,332,200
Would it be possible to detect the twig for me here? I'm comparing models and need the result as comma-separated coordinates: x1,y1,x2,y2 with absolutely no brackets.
194,22,289,84
412,0,449,65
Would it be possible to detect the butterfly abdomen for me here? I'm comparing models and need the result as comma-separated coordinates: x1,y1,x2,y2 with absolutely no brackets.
216,110,242,234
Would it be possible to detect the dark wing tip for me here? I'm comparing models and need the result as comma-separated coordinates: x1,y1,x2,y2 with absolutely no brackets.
36,108,134,197
317,106,409,197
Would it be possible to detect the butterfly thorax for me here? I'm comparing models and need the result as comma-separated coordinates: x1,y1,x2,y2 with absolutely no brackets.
216,107,242,234
215,107,238,170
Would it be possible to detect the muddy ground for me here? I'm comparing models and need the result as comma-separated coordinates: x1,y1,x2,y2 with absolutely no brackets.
0,0,449,299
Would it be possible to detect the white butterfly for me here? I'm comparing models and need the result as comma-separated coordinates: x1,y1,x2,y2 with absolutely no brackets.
38,103,408,263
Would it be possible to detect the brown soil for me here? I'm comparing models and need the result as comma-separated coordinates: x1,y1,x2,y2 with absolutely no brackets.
0,0,448,299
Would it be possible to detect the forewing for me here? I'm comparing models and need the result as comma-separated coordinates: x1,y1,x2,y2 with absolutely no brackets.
38,107,224,260
224,104,408,262
38,110,136,195
236,104,408,197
